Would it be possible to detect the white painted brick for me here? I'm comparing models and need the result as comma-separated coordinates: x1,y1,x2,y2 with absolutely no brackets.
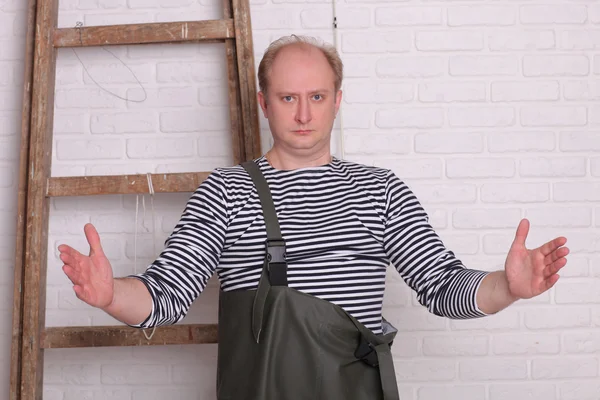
0,167,13,188
593,158,600,177
438,233,479,254
44,364,101,384
53,195,123,212
524,307,590,329
560,256,589,278
556,280,600,304
564,80,600,100
63,389,131,400
481,183,549,203
160,110,229,132
56,139,123,160
596,56,600,75
453,208,521,229
197,85,229,107
55,89,120,109
488,30,555,51
489,384,557,400
91,112,156,134
128,43,201,59
521,5,587,25
523,55,589,77
459,359,527,381
0,112,18,136
376,7,442,26
52,236,122,261
299,7,332,29
382,282,412,308
426,208,448,229
376,107,444,129
343,32,411,53
491,81,559,102
84,12,153,26
377,56,445,78
453,310,520,332
488,131,555,153
343,58,374,78
197,134,230,157
532,357,598,379
591,105,600,126
126,137,196,159
564,332,600,354
419,82,486,103
521,106,587,127
554,182,600,202
337,8,371,29
341,106,371,129
416,31,483,51
345,133,410,155
251,9,300,30
448,6,515,26
525,207,592,228
49,215,92,235
411,183,477,204
156,62,226,83
42,389,63,400
561,30,600,50
422,335,487,356
493,333,560,355
447,158,515,179
54,112,87,134
128,0,193,7
126,87,196,109
0,89,21,110
418,386,485,400
560,382,600,400
82,63,154,85
450,55,518,76
0,212,16,235
51,165,86,177
390,335,421,358
394,359,455,382
101,364,169,384
520,157,586,177
415,133,483,154
386,308,447,332
345,82,413,104
560,131,600,151
1,0,27,11
448,107,515,127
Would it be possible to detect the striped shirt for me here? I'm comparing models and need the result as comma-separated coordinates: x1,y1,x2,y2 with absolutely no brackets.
131,156,489,334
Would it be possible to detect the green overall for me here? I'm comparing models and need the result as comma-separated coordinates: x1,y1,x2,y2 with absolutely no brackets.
216,161,400,400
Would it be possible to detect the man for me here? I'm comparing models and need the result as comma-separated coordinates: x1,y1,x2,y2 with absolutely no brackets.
58,35,569,399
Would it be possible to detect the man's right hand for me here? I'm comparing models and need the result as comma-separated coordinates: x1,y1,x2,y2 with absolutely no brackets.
58,223,115,310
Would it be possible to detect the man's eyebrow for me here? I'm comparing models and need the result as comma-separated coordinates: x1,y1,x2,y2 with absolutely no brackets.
273,89,332,96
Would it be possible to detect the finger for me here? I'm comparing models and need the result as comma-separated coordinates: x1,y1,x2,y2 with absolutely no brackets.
544,257,568,278
73,285,87,302
539,237,568,257
62,265,81,285
59,251,79,268
544,246,570,265
58,244,82,259
542,274,560,292
84,223,105,257
512,219,530,247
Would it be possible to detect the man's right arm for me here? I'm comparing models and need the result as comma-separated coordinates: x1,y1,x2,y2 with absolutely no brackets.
101,277,153,327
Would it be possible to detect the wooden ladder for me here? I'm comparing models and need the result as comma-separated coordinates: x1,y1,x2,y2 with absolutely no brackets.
9,1,261,399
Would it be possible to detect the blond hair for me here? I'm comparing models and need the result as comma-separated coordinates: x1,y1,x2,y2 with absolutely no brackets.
257,35,343,96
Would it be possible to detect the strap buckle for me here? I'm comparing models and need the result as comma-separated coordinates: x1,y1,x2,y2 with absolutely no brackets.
265,239,287,286
354,336,379,367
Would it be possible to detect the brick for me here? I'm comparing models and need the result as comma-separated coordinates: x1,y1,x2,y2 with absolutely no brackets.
345,133,410,155
592,158,600,176
101,364,169,384
488,30,555,51
382,282,412,308
411,183,477,204
157,62,226,83
376,56,445,78
419,82,486,103
532,357,598,379
561,30,600,50
492,81,559,102
523,55,589,77
1,0,28,10
344,58,373,78
448,6,515,26
197,85,229,107
414,133,483,154
448,107,515,127
0,63,14,86
395,359,455,382
0,89,20,110
591,105,600,125
251,9,301,30
447,158,515,179
560,256,589,278
81,62,153,85
51,165,87,177
55,89,119,109
438,233,479,254
489,384,556,400
376,107,444,128
525,207,591,228
91,112,156,134
564,332,600,353
524,307,590,329
459,359,527,381
197,134,231,157
127,87,196,109
343,32,411,53
0,167,13,188
56,139,123,160
63,389,131,400
554,182,600,202
488,131,555,153
345,82,413,104
386,308,447,332
54,112,87,134
132,388,207,400
422,335,487,357
341,106,370,129
49,215,92,235
453,208,521,229
126,137,195,159
493,333,560,355
560,382,600,400
160,110,229,132
84,12,153,26
481,183,549,203
376,7,442,26
521,5,588,24
128,0,193,7
45,363,101,385
564,80,600,100
452,311,518,334
521,106,587,127
42,390,63,400
594,56,600,75
337,8,372,29
520,157,586,177
416,31,483,51
418,386,485,400
128,43,201,59
450,55,518,76
556,280,600,304
0,112,18,136
299,7,332,29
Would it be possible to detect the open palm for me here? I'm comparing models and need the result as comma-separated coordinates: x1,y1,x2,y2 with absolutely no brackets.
505,219,569,300
58,223,115,309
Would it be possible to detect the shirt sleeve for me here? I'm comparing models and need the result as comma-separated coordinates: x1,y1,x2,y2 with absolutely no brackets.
383,170,490,319
127,170,228,328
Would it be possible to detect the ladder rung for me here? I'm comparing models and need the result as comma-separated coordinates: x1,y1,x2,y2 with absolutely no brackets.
47,172,211,197
41,324,218,348
54,19,235,48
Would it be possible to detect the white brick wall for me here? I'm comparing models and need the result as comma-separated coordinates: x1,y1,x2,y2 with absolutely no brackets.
0,1,599,399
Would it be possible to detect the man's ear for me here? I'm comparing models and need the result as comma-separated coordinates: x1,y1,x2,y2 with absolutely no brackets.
334,90,342,116
258,91,268,118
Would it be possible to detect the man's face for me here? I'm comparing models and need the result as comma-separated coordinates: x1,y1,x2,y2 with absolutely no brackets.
258,45,342,158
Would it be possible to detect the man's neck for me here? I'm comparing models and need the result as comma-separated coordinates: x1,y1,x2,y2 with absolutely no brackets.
265,148,332,171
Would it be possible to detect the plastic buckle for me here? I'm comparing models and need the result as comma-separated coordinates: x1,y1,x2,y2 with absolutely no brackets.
266,238,286,264
354,336,379,367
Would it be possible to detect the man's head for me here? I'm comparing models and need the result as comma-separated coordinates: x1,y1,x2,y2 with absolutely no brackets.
257,35,344,160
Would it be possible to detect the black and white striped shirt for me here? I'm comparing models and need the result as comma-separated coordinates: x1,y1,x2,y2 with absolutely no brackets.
132,156,488,334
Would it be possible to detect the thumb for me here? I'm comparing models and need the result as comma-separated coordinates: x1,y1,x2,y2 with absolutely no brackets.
512,218,530,247
84,223,105,257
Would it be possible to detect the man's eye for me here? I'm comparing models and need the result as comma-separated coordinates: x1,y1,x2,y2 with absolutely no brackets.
283,96,293,102
313,94,322,101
